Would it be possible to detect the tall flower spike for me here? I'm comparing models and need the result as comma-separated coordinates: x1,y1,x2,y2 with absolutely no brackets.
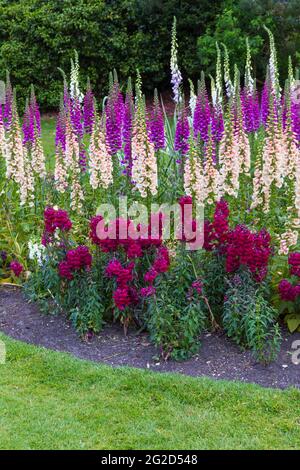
170,17,182,104
174,98,190,156
244,38,254,95
31,121,46,178
222,43,234,99
56,95,67,151
105,77,123,155
65,116,84,211
215,42,223,108
6,93,34,206
83,78,95,134
4,70,13,130
0,106,7,161
89,111,113,190
148,88,165,151
131,71,158,197
188,79,197,119
70,50,83,102
30,85,41,136
264,26,281,104
204,125,221,204
22,98,35,146
122,77,134,176
184,133,206,204
193,72,211,142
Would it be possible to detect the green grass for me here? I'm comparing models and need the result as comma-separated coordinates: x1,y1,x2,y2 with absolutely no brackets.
0,332,300,450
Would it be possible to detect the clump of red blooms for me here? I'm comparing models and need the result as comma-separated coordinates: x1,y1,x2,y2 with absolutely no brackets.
58,246,92,281
204,199,272,282
278,252,300,302
90,215,170,311
42,207,72,246
10,261,24,277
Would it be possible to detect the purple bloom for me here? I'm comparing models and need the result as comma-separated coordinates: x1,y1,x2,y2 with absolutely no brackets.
174,108,189,155
148,89,165,151
292,101,300,144
122,78,134,175
83,80,95,134
241,87,260,133
193,86,211,142
4,71,13,130
106,82,123,155
211,106,224,142
22,100,35,146
56,99,66,151
70,96,83,139
30,85,41,136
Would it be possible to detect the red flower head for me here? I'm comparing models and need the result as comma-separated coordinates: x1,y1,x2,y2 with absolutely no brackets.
10,261,23,278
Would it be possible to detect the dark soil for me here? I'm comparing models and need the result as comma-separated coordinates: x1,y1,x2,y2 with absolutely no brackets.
0,287,299,390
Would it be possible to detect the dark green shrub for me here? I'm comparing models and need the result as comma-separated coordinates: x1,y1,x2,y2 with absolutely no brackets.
223,270,281,363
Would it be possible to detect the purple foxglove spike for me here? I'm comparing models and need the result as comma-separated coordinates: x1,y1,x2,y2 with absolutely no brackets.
30,86,41,136
123,81,134,175
211,106,224,142
4,74,13,130
106,83,123,155
70,96,83,139
83,81,95,134
174,108,190,155
241,88,260,133
193,93,211,142
22,101,35,146
55,108,66,151
148,90,165,151
292,101,300,144
261,79,270,127
79,145,87,171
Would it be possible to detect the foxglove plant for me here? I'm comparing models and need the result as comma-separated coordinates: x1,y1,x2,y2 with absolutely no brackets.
89,111,113,190
174,101,190,156
170,17,182,104
106,80,123,155
83,78,95,134
193,73,211,142
148,89,165,151
30,85,41,136
122,77,134,175
131,72,158,198
4,71,13,130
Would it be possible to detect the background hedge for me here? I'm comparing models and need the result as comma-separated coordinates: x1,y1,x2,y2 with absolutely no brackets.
0,0,299,111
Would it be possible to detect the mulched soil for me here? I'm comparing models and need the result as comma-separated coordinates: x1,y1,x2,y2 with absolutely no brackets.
0,287,299,390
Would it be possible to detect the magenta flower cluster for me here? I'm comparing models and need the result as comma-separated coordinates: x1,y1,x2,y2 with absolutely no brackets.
278,253,300,302
90,215,170,311
59,246,92,281
42,207,72,246
204,199,272,282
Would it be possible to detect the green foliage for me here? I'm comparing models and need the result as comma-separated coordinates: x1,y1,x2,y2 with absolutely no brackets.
223,270,281,363
197,0,300,84
201,252,226,322
24,241,108,336
145,249,207,360
0,0,224,110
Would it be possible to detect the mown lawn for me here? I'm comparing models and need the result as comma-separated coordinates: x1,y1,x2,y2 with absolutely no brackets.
0,332,300,450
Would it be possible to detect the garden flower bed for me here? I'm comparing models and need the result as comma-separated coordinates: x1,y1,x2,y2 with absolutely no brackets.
0,22,300,370
1,287,299,390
